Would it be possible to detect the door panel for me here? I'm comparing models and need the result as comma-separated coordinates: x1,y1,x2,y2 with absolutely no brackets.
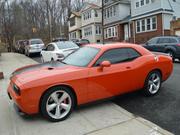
87,62,134,102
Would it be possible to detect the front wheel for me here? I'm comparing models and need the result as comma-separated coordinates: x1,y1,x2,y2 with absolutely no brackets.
143,71,162,96
167,50,175,62
40,87,75,122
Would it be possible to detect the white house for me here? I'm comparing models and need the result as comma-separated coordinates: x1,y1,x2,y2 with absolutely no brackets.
81,3,102,43
69,12,82,40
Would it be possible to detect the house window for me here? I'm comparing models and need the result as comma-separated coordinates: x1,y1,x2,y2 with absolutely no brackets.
84,26,92,37
136,21,141,33
70,17,75,27
104,5,116,19
140,0,145,6
152,17,157,30
96,25,101,35
141,19,145,32
70,32,76,39
147,18,151,30
105,26,117,39
136,16,157,33
95,10,98,17
136,0,152,8
146,0,150,4
83,10,92,20
136,1,140,8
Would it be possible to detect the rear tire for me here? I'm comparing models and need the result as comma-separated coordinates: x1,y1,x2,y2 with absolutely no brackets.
143,70,162,96
40,86,75,122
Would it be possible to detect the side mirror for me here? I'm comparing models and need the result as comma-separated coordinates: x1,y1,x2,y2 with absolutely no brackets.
99,61,111,71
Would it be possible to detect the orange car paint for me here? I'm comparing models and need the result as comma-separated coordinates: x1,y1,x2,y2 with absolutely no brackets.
7,43,173,114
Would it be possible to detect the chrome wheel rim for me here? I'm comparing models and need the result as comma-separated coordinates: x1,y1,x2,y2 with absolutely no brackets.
148,73,161,94
46,90,72,119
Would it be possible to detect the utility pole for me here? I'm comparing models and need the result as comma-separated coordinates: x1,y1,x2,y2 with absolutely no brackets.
102,0,104,44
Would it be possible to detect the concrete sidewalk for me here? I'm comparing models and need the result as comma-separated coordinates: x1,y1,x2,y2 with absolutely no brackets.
0,53,173,135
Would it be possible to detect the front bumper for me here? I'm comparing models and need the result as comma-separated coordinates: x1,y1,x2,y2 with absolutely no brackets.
7,83,36,114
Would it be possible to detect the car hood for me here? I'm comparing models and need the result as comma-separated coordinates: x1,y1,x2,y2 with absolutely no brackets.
11,61,81,85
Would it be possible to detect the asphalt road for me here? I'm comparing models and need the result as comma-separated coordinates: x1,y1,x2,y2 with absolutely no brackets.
32,55,180,134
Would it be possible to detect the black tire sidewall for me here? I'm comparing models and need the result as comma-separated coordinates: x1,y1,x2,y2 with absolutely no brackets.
167,50,175,62
143,71,162,96
40,86,75,122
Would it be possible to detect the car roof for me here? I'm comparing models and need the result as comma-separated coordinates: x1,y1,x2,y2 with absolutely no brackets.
86,42,151,55
154,36,179,39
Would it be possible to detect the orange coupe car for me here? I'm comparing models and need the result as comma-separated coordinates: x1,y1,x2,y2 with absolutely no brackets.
7,43,173,122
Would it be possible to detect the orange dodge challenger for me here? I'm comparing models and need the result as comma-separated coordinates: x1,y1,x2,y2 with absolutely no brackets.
7,43,173,122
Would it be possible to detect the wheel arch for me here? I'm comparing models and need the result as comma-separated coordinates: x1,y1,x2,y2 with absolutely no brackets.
165,47,176,53
148,68,162,80
39,84,78,113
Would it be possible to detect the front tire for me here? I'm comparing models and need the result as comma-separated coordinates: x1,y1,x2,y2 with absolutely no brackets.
167,50,175,62
40,86,75,122
143,71,162,96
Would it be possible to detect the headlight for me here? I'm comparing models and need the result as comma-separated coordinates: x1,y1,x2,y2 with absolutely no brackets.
13,84,21,95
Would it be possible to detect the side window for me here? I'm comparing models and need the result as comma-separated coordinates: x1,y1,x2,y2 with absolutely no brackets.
47,44,55,51
94,48,129,66
157,38,170,44
169,38,178,43
127,48,141,60
147,38,157,45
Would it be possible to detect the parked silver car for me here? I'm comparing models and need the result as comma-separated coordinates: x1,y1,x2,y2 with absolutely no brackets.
25,39,44,57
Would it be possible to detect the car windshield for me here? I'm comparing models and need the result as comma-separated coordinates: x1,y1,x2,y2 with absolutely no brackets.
62,47,100,67
31,39,43,44
56,41,79,49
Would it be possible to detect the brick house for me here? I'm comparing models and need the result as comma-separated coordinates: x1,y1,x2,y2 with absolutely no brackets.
130,0,180,44
103,0,131,43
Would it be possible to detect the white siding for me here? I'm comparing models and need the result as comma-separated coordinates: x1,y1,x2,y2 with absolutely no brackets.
131,0,180,18
69,15,81,32
104,3,130,25
131,0,161,17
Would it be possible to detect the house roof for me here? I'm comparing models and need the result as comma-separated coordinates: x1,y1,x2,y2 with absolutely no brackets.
71,11,81,17
81,2,101,12
120,15,131,24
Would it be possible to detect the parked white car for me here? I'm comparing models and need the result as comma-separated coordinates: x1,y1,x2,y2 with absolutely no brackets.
25,39,44,57
41,41,79,62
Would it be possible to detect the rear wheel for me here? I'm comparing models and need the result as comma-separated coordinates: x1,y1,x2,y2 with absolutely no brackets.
143,71,162,96
40,86,75,122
